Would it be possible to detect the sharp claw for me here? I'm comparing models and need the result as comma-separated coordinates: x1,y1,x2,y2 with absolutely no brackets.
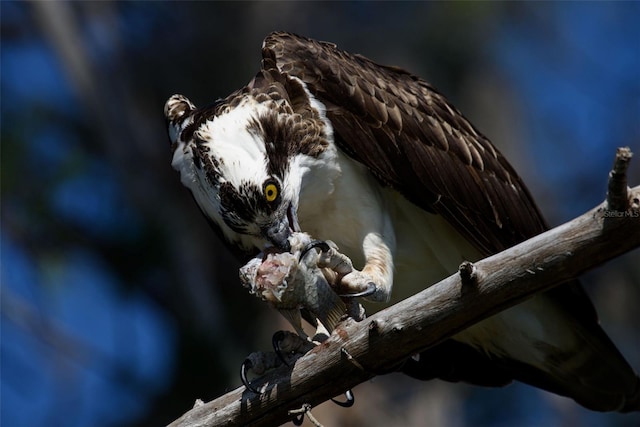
240,359,262,394
272,331,290,367
339,282,377,298
292,413,304,426
299,240,331,261
331,389,355,407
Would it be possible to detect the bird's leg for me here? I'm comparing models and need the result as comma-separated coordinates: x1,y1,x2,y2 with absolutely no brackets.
320,233,394,303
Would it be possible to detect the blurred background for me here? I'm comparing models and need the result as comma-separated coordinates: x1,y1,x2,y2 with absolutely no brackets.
2,1,639,426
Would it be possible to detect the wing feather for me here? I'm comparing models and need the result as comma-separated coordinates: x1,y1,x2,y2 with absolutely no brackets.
262,32,544,254
257,32,640,410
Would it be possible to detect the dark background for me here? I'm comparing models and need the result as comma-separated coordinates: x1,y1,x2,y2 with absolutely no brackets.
2,2,639,426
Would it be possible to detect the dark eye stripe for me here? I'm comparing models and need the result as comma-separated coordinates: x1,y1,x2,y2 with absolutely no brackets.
219,181,277,232
219,182,257,223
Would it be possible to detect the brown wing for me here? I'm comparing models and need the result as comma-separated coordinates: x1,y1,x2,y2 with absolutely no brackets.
262,31,546,255
261,31,601,321
259,32,640,412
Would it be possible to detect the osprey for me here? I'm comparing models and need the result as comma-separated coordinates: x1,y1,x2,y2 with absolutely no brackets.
165,31,639,412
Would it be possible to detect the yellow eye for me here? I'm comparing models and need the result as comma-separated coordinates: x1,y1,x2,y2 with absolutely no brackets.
264,183,278,202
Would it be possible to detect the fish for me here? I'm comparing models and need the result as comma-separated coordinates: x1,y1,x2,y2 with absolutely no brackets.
239,232,355,339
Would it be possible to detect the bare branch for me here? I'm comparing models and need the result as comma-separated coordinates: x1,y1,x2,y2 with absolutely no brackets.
169,153,640,427
607,146,633,212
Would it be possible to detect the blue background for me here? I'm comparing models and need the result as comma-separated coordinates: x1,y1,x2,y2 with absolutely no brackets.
2,2,639,426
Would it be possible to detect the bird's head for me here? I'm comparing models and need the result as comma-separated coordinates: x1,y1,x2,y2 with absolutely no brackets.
164,87,331,254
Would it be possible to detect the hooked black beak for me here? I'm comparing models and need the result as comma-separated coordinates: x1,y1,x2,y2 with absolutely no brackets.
264,217,292,251
263,204,299,252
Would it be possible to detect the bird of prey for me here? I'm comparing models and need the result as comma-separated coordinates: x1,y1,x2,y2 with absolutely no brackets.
165,31,639,412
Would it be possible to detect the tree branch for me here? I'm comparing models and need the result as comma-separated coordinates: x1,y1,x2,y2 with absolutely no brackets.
607,147,633,212
169,150,640,427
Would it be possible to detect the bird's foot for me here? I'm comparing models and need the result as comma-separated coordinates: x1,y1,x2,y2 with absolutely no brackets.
240,331,314,393
243,330,355,408
303,240,380,301
271,331,355,410
272,330,316,366
339,270,379,299
299,240,332,262
240,350,284,394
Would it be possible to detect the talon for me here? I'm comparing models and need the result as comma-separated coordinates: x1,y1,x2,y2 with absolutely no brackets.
339,282,377,298
331,389,355,407
299,240,331,261
272,331,290,366
240,359,262,394
292,413,304,426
